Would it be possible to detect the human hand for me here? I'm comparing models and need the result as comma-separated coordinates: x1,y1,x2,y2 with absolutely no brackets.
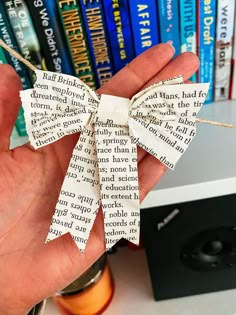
0,44,199,315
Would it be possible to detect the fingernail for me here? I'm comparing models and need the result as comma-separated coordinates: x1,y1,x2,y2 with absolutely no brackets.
166,41,175,53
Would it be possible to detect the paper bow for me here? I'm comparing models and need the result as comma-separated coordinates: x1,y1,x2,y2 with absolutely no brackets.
20,70,209,251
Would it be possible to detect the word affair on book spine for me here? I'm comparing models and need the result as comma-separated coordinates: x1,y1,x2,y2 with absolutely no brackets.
129,0,160,56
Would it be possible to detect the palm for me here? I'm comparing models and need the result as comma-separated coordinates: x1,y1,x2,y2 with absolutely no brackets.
0,145,69,304
0,44,199,315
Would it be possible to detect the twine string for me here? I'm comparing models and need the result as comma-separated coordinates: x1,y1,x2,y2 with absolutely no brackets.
0,39,235,129
196,118,236,128
0,39,37,72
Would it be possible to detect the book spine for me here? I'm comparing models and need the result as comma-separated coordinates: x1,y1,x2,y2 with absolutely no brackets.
214,0,235,101
157,0,180,56
0,46,7,63
0,3,32,136
102,0,135,72
4,0,45,74
230,12,236,100
57,0,96,89
15,107,27,136
129,0,159,56
79,0,114,87
197,0,217,104
179,0,197,82
26,0,74,75
0,4,32,89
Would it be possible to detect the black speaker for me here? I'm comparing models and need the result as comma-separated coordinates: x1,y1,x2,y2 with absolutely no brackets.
141,193,236,301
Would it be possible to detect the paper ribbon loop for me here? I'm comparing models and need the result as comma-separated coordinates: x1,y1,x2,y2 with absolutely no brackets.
20,70,209,251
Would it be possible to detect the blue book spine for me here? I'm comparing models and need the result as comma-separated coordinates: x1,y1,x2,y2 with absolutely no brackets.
129,0,159,56
179,0,197,82
32,0,75,75
197,0,216,104
102,0,135,72
157,0,180,56
79,0,114,87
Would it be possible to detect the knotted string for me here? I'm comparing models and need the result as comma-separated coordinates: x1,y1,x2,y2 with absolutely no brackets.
0,38,235,130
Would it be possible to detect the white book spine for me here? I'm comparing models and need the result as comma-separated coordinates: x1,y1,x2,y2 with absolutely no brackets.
231,10,236,99
214,0,235,101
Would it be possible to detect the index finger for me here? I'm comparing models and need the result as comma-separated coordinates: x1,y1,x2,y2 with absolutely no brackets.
97,43,175,97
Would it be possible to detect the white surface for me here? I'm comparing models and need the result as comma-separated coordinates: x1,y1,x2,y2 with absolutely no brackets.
44,247,236,315
142,101,236,208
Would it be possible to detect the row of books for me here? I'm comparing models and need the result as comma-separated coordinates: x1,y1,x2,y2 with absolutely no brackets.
0,0,236,137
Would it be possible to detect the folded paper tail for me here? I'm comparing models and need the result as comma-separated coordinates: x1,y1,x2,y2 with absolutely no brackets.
46,121,141,252
94,122,141,250
46,127,101,252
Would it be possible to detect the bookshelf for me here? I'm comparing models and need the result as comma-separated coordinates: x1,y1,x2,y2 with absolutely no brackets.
1,0,236,136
